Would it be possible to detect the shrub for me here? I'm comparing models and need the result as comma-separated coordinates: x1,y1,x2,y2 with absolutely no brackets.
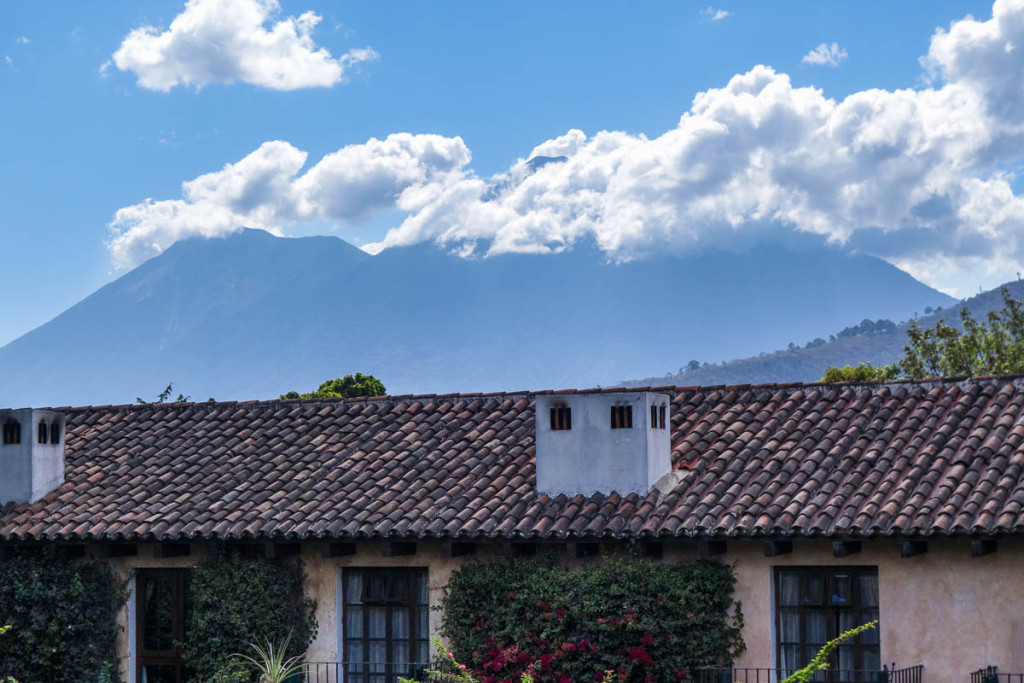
441,557,744,683
179,554,318,681
0,554,124,683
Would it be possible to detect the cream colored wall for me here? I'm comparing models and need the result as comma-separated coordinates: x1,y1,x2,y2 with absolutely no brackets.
726,538,1024,683
98,541,506,681
99,537,1024,683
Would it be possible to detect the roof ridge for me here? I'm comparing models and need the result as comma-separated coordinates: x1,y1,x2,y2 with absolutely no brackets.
33,373,1024,413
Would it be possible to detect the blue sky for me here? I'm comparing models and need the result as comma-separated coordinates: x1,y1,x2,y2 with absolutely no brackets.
0,0,1013,347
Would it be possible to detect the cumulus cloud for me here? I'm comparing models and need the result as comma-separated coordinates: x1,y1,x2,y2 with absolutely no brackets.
108,135,470,267
802,42,848,66
108,0,1024,293
701,7,730,21
15,36,29,45
109,0,377,91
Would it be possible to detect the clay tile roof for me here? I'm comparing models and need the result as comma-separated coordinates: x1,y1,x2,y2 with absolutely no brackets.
5,377,1024,542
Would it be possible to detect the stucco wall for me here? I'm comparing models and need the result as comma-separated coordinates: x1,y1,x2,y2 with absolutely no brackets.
725,538,1024,683
98,537,1024,683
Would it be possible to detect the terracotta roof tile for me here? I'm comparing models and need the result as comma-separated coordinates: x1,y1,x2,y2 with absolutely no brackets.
6,378,1024,541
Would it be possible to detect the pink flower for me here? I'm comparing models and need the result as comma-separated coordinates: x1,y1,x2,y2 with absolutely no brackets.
461,664,467,670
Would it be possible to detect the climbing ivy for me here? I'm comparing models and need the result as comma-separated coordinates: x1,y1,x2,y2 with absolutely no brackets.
0,554,124,683
179,554,318,681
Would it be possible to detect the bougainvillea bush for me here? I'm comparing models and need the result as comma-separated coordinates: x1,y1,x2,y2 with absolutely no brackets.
441,557,744,683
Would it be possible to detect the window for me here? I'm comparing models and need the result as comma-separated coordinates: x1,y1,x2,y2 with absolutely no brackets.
550,406,572,430
343,568,430,683
37,422,48,444
775,567,880,683
1,420,19,445
50,422,61,444
137,569,190,683
610,405,632,429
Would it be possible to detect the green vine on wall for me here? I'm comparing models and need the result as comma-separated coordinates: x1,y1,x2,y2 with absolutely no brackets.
0,554,125,683
179,554,318,682
441,557,744,683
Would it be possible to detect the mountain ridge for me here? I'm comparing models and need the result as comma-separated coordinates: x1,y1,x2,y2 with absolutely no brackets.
0,229,954,406
623,281,1024,388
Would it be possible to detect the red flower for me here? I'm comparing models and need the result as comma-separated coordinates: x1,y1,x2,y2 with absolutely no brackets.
640,633,654,646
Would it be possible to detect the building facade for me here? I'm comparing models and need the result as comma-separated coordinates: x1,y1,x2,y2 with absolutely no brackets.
2,378,1024,682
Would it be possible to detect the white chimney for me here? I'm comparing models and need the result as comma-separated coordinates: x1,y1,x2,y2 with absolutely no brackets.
535,392,672,497
0,409,66,504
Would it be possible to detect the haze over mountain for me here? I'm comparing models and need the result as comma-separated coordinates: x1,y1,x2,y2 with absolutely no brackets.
626,280,1024,388
0,230,954,407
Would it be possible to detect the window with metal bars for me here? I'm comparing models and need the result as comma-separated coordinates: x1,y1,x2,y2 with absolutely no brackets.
343,568,430,683
1,420,19,445
549,406,572,430
610,405,632,429
775,567,880,683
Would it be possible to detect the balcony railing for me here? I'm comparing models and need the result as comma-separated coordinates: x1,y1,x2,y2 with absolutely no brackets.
300,661,436,683
971,666,1024,683
696,664,923,683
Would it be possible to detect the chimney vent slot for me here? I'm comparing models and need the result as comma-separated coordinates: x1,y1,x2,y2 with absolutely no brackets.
550,406,572,431
610,405,632,429
2,421,20,445
37,422,48,445
50,422,61,444
651,405,667,429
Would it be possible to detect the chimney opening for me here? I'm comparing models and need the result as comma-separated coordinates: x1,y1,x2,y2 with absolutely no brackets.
659,405,666,429
50,422,61,444
610,405,633,429
37,422,48,445
549,405,572,431
2,420,20,445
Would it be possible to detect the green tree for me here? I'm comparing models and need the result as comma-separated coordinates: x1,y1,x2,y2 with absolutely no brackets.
822,287,1024,381
821,363,899,383
280,373,386,400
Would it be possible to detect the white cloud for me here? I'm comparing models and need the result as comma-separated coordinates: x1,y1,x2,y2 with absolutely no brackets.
15,36,29,45
802,42,848,67
701,7,730,21
109,0,377,91
3,56,11,67
107,0,1024,294
107,135,470,267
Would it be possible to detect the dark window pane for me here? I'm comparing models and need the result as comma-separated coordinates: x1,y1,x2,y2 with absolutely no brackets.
802,574,824,605
414,573,428,604
860,574,879,607
346,572,364,604
779,608,800,642
831,574,851,604
779,572,800,605
143,576,175,651
805,610,827,643
862,646,881,672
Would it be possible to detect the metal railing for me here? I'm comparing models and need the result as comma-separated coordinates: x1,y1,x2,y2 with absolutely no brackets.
697,664,922,683
301,661,436,683
971,666,1024,683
